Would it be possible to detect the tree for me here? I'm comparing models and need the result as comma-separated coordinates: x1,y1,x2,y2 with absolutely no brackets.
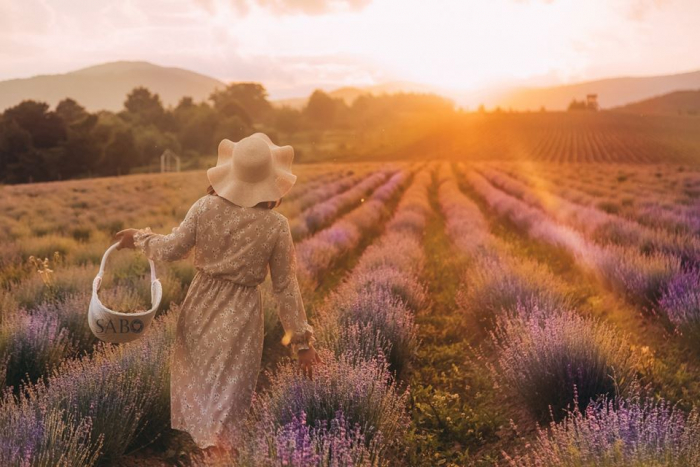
209,83,272,123
568,99,588,111
176,103,220,153
273,106,303,136
304,90,344,128
60,130,100,179
123,87,166,128
212,115,253,147
0,119,38,183
3,100,67,148
56,98,89,125
101,129,137,176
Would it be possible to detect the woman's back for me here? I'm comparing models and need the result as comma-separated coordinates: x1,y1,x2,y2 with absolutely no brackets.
189,194,289,286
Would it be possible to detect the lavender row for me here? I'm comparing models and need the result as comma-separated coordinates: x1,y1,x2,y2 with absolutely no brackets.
470,167,700,341
233,167,434,465
437,164,572,327
282,168,356,203
295,169,413,285
437,164,637,425
289,169,397,240
440,164,699,463
315,165,432,373
504,164,700,236
280,169,371,220
464,167,681,310
480,166,700,265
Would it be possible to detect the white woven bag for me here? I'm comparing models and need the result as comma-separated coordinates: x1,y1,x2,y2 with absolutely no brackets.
88,242,162,344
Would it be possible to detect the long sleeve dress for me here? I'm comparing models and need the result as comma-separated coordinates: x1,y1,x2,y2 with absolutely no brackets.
132,193,315,450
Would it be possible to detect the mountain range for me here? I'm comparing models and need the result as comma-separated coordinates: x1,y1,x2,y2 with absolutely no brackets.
614,90,700,115
1,60,699,113
494,69,700,111
0,61,225,112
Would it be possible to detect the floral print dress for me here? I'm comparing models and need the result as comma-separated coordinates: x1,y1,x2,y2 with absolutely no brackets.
133,193,315,449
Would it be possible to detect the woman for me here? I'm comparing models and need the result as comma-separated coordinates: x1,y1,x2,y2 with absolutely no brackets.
113,133,321,459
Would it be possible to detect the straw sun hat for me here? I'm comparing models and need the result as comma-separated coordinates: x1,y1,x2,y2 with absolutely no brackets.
207,132,297,208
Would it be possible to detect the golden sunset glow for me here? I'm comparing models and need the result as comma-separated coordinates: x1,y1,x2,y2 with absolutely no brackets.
1,0,699,103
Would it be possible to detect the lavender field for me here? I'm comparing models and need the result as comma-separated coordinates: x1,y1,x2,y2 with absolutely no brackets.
1,160,700,466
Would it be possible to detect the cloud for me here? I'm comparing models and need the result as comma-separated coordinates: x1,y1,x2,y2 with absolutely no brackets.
255,0,371,15
625,0,670,21
194,0,372,16
510,0,556,4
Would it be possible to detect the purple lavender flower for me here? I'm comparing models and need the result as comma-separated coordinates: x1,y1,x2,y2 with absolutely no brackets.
505,394,700,466
659,268,700,344
490,305,639,422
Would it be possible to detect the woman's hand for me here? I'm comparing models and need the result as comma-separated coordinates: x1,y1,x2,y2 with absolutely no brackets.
114,229,138,250
297,347,322,380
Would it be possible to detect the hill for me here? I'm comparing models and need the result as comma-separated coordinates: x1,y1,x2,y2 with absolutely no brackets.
495,69,700,111
613,89,700,116
0,61,226,112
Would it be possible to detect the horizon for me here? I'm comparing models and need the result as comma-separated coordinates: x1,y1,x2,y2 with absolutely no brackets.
2,0,700,102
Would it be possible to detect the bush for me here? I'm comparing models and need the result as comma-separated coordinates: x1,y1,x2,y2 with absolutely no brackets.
505,394,700,466
490,305,639,422
0,310,75,392
318,286,417,375
238,410,386,467
457,256,573,328
659,268,700,345
0,393,103,467
248,349,409,455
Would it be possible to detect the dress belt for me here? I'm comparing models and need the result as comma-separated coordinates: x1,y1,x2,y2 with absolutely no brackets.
196,269,259,288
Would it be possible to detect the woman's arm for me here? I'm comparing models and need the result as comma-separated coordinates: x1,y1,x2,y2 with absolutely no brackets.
115,196,206,262
269,216,317,353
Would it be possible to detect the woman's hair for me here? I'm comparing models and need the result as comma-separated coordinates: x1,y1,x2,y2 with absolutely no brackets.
206,185,281,209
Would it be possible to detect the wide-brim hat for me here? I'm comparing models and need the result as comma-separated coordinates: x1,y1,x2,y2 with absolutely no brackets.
206,132,297,208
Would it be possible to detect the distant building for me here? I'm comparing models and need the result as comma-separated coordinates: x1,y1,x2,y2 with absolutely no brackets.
568,94,600,111
160,149,181,173
586,94,599,111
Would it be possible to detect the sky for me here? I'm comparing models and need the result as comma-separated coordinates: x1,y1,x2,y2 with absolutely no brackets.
0,0,699,100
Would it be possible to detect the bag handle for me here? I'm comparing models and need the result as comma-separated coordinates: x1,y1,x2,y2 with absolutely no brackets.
93,242,158,291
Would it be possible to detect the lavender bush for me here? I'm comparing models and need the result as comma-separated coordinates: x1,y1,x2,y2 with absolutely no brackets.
0,391,103,467
457,255,573,328
314,320,393,369
249,349,410,455
359,264,426,311
0,310,75,392
490,305,640,422
319,285,418,375
238,410,386,467
659,268,700,344
505,394,700,466
32,292,96,354
352,234,425,282
3,308,178,463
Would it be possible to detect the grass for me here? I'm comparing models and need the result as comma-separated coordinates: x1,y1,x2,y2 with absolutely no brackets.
405,171,504,467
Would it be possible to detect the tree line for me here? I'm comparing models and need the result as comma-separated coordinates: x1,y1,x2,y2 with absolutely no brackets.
0,83,455,184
